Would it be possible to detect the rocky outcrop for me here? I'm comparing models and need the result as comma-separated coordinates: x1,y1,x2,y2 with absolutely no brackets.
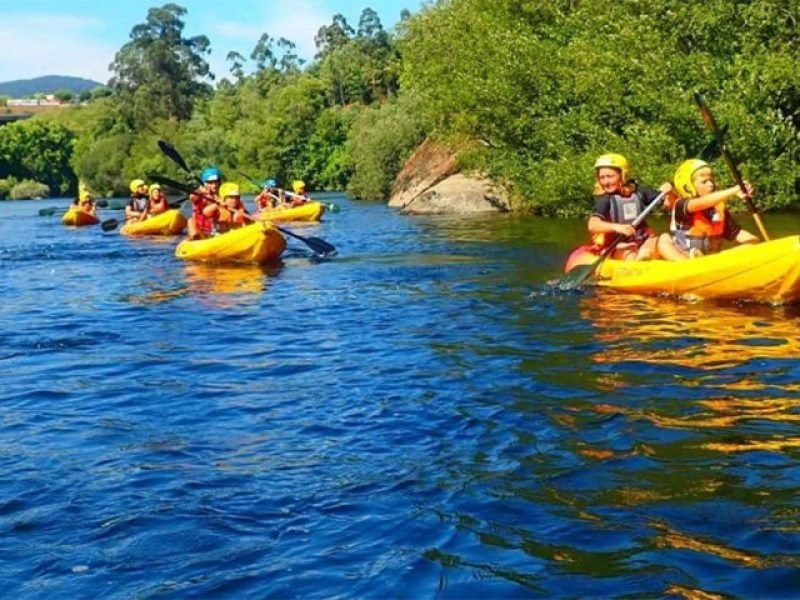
389,139,511,214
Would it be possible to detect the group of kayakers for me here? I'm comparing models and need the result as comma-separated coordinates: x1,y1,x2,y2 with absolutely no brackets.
126,179,171,222
588,153,758,261
187,169,311,240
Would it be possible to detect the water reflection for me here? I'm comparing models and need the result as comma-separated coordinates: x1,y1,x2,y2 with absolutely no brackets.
182,262,274,296
584,292,800,370
579,292,800,457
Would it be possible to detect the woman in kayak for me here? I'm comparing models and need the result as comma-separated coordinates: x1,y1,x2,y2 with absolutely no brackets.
187,167,223,240
126,178,150,222
147,183,169,215
587,153,673,260
217,182,250,232
657,159,758,260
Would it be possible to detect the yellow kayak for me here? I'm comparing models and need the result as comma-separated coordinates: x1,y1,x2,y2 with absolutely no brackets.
564,235,800,304
174,221,286,264
62,207,99,226
256,202,325,222
121,209,187,236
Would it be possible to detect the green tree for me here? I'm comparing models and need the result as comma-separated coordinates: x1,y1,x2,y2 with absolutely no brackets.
0,119,76,195
109,3,213,124
53,89,73,103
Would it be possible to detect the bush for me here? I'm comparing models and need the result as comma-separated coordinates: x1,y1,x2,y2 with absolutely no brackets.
10,180,50,200
346,93,426,200
0,177,15,199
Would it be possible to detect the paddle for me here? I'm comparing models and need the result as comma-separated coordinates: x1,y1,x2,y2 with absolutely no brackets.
234,169,341,213
156,142,337,256
38,206,62,216
559,190,667,290
693,93,769,241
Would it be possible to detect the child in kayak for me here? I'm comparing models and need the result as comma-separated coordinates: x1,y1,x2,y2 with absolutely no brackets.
217,182,250,232
587,153,673,260
287,180,310,207
255,178,283,210
657,159,758,260
148,183,169,215
187,167,223,240
78,190,97,217
126,178,150,222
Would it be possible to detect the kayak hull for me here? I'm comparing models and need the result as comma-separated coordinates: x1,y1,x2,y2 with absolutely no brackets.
175,221,286,264
121,209,187,236
62,207,99,226
256,202,325,222
564,236,800,305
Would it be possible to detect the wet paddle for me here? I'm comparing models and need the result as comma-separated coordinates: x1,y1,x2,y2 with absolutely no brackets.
694,93,769,241
151,145,336,258
558,191,667,290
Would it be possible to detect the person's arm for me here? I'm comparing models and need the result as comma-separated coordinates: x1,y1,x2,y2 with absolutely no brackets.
587,196,635,237
685,181,753,213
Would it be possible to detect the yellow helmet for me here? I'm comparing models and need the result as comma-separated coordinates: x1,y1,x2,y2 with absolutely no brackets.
674,159,709,199
79,190,92,202
148,183,161,195
219,182,241,198
292,180,306,194
594,153,630,182
130,178,146,193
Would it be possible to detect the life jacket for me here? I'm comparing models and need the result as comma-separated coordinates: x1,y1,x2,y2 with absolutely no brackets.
191,194,216,234
129,194,148,213
671,201,726,253
591,190,652,249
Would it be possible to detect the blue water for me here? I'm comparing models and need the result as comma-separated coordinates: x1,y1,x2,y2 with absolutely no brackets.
3,197,800,598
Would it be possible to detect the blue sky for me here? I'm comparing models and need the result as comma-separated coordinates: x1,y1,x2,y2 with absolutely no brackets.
0,0,419,84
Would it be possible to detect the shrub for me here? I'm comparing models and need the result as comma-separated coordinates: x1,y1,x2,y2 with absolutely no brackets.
10,180,50,200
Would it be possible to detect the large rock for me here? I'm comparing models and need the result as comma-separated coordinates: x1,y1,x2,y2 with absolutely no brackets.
399,174,511,214
388,138,511,214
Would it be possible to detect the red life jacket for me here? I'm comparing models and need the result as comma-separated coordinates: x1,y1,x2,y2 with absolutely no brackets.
191,194,216,234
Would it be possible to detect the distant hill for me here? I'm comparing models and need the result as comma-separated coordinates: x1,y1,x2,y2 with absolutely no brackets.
0,75,105,98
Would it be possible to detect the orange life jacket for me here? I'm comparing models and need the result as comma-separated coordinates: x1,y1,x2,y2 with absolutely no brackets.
671,202,726,253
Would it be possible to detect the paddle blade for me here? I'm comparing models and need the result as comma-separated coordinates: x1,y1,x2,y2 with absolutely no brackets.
101,219,120,232
275,226,337,257
557,263,597,290
38,206,58,216
326,203,341,213
158,140,192,174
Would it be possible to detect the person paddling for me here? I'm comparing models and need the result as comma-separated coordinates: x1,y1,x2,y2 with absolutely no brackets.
187,167,223,240
587,153,673,261
657,159,758,260
126,179,150,222
287,180,310,207
78,190,97,217
217,182,250,232
148,183,169,215
255,178,283,210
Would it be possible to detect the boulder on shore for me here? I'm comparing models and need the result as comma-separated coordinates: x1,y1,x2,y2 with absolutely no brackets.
388,139,510,215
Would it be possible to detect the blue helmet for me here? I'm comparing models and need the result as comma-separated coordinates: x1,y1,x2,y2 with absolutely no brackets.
263,178,278,188
201,167,222,183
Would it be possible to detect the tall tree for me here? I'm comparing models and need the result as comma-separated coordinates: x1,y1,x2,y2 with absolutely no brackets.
314,14,354,59
108,3,213,125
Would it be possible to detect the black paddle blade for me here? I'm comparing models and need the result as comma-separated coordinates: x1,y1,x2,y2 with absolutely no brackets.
158,140,192,174
275,226,337,257
696,127,728,161
101,219,120,232
38,207,58,216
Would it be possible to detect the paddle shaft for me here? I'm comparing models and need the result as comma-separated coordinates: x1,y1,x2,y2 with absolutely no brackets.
567,190,667,287
694,93,769,241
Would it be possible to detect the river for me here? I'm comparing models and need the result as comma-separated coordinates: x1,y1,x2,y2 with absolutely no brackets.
2,196,800,598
